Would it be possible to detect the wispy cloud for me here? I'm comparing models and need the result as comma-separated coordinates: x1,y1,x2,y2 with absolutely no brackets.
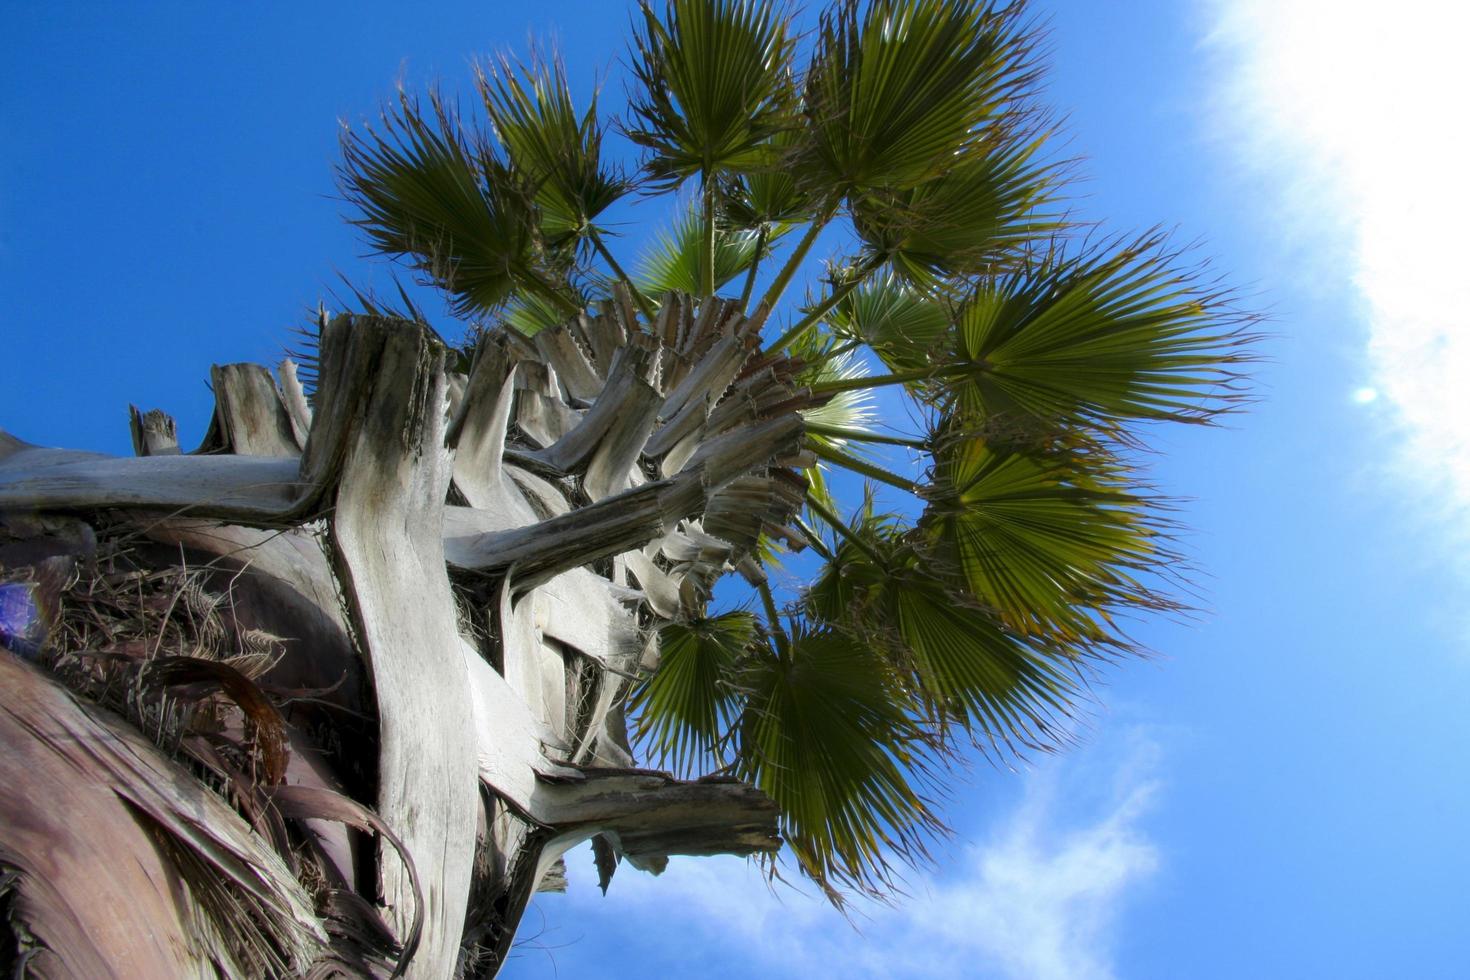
541,731,1161,980
1203,0,1470,512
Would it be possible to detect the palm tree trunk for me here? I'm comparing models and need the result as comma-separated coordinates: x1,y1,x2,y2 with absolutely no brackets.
0,294,802,977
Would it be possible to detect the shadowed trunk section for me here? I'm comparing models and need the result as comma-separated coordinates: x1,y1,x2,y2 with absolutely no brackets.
0,654,326,977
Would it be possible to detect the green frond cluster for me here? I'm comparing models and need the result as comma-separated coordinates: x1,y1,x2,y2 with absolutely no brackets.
636,206,780,296
338,91,539,318
337,0,1255,907
477,54,627,254
631,612,756,774
800,0,1039,192
627,0,799,188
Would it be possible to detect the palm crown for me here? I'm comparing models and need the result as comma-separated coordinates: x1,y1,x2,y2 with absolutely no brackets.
337,0,1253,902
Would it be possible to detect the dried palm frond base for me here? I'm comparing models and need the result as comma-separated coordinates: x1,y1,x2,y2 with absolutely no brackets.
0,515,406,976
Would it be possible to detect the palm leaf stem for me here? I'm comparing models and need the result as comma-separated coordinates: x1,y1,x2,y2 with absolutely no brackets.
803,491,888,566
809,442,920,494
757,199,840,313
792,515,837,562
590,228,657,320
808,361,972,396
757,578,791,659
807,338,864,366
768,252,888,354
700,179,718,297
522,267,586,318
738,224,769,310
804,421,928,449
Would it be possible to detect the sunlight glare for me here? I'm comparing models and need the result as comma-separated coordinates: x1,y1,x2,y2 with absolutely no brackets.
1211,0,1470,507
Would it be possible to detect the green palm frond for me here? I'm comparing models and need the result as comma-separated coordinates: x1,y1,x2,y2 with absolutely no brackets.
922,431,1182,642
632,612,757,776
805,511,1080,752
628,0,799,189
477,54,628,253
811,235,1257,433
803,460,842,525
787,325,878,447
636,206,780,295
803,500,902,622
951,234,1256,429
504,288,578,337
737,627,941,899
338,90,542,318
891,576,1078,749
826,270,950,372
799,0,1038,195
721,129,818,228
850,132,1062,287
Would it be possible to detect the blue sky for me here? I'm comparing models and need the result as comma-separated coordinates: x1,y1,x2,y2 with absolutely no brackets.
5,2,1469,978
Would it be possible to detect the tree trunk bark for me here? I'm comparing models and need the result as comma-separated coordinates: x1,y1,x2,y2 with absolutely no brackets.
0,298,803,976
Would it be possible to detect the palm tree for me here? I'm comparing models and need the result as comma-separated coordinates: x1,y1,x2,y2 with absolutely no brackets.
0,0,1252,975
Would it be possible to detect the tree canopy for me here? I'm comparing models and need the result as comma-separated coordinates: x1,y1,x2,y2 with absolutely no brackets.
334,0,1255,902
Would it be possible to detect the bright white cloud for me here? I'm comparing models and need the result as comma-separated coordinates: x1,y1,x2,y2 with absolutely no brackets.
1204,0,1470,509
551,732,1162,980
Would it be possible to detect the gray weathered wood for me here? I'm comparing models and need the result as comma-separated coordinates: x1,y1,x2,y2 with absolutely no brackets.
278,358,313,448
320,316,479,979
211,363,301,457
583,374,661,500
0,446,302,518
0,294,815,978
532,341,655,474
128,405,181,456
534,323,603,403
447,472,706,590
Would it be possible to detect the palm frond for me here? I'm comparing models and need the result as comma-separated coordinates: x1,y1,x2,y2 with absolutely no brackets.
785,325,879,454
632,612,757,776
850,131,1063,286
799,0,1039,194
804,510,1081,753
737,627,941,899
477,53,627,253
922,431,1183,643
337,90,538,317
636,206,780,295
504,289,575,337
627,0,799,189
950,233,1257,429
721,129,818,228
825,270,950,372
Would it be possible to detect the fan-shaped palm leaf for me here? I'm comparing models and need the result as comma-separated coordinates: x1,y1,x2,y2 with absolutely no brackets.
504,288,581,337
804,507,1077,751
338,91,544,318
737,627,940,898
477,55,627,253
632,612,757,776
786,324,878,451
951,234,1255,428
850,132,1061,286
627,0,799,189
799,0,1037,195
811,235,1255,433
636,206,781,295
922,432,1180,642
825,270,950,372
721,129,819,228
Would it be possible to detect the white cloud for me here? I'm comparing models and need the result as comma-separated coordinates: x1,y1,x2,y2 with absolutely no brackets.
551,731,1162,980
1203,0,1470,511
